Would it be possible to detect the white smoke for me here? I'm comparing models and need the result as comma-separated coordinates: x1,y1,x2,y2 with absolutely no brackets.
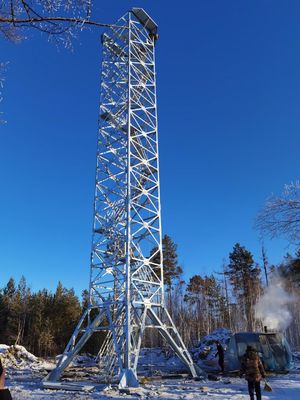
255,276,294,331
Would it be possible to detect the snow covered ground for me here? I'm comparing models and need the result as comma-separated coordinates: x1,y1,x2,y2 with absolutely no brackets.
5,371,300,399
2,343,300,399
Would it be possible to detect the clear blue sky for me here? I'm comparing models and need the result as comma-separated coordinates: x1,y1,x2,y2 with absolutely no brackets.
0,1,299,296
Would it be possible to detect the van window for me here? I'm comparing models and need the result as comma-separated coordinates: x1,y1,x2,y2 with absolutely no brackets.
237,342,247,357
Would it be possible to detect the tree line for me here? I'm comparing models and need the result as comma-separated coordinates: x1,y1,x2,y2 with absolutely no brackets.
1,235,300,356
0,278,82,356
162,236,300,349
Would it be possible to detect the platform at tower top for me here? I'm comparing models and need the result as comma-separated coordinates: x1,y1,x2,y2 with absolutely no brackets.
131,8,158,35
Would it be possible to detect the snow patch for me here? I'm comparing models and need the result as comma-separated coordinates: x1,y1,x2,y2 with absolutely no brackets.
192,328,231,362
1,343,300,398
138,348,186,375
0,345,54,370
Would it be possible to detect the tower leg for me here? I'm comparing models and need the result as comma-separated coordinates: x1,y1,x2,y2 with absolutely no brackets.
119,369,139,388
45,308,106,382
147,307,204,379
118,306,148,388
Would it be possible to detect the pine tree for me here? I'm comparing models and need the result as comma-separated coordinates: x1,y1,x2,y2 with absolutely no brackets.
289,249,300,285
150,234,183,318
0,278,16,343
50,282,82,352
184,274,227,340
8,276,31,345
277,251,300,348
150,234,182,288
227,243,261,331
26,289,55,356
184,275,206,341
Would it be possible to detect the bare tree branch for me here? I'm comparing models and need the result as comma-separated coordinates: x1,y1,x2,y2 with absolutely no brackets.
255,182,300,245
0,16,124,29
0,0,126,122
0,1,126,44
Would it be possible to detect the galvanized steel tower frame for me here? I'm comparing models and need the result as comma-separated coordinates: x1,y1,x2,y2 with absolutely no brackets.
46,8,198,388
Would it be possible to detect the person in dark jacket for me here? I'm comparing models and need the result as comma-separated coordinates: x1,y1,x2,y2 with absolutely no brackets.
240,345,266,400
215,341,225,373
0,358,12,400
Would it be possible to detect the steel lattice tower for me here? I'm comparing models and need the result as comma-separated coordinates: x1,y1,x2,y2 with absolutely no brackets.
46,8,198,388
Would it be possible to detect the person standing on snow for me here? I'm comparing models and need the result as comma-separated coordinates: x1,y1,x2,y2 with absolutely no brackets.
215,341,225,373
239,345,266,400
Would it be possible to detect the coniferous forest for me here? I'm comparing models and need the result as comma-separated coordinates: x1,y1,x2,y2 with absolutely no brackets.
1,235,300,357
